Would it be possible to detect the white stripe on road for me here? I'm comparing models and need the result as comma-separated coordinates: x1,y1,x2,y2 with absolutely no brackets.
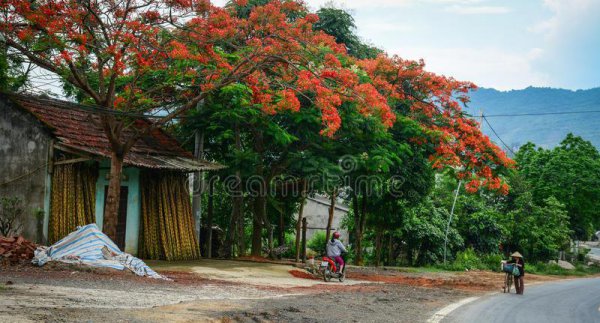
427,296,480,323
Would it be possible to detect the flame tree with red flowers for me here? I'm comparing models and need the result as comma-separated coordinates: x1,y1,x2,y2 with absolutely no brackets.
0,0,395,242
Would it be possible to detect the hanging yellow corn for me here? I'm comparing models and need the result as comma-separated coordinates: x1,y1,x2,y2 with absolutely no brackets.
139,170,199,261
49,162,98,243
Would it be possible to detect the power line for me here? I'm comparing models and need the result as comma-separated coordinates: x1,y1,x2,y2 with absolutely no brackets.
482,115,517,156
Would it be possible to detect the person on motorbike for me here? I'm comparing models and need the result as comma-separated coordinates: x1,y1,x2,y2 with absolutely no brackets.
326,231,347,273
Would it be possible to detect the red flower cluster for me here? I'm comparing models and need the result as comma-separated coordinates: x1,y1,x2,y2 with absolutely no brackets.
358,54,513,194
0,0,511,193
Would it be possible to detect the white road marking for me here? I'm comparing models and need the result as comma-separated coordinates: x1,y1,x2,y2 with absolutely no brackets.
427,296,480,323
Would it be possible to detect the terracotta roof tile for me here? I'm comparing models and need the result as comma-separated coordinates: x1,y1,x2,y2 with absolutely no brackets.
4,93,223,171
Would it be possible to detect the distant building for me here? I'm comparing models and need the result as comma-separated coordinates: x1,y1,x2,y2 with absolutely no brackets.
0,93,222,259
296,195,350,243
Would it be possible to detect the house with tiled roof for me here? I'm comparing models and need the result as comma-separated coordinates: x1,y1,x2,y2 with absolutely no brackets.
0,92,222,260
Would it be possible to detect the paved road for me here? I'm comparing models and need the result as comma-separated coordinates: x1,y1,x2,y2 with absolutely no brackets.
443,277,600,323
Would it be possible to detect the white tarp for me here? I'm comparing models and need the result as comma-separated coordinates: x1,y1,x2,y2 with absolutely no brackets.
33,223,169,280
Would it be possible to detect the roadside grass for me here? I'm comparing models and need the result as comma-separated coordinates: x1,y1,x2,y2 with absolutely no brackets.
421,248,600,277
527,262,600,276
397,266,450,273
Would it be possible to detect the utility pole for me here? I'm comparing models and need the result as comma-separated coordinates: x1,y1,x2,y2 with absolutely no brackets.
443,109,483,264
443,180,461,264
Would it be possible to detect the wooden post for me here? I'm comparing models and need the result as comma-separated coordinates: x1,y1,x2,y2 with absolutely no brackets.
301,218,307,263
206,180,214,258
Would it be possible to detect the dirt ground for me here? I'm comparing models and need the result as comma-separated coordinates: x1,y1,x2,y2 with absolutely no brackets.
0,259,562,322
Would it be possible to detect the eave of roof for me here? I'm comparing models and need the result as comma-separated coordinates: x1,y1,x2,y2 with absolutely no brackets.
4,92,224,172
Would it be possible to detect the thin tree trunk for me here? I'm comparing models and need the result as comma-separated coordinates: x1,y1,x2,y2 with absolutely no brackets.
103,151,124,241
268,223,274,258
251,197,263,256
236,197,245,256
278,206,285,247
359,195,368,262
294,180,306,262
224,124,242,258
354,193,368,265
206,180,214,258
387,233,394,266
325,188,338,242
222,195,236,258
192,126,204,255
375,229,383,267
352,192,361,265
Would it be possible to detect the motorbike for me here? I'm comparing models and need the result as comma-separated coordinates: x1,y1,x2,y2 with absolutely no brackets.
320,256,346,282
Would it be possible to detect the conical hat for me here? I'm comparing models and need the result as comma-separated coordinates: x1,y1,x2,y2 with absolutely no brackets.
511,251,523,258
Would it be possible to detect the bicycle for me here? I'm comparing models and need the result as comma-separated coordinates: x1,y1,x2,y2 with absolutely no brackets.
503,271,513,293
501,261,515,293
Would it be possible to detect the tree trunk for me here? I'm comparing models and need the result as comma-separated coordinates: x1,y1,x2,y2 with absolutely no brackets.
294,180,306,262
206,180,214,258
222,208,236,258
236,196,245,256
387,233,394,266
354,193,368,265
251,197,263,256
301,217,307,263
224,124,243,258
407,247,414,266
325,188,338,242
267,223,274,259
278,207,285,247
192,126,205,255
375,229,383,267
103,151,124,241
251,129,268,257
352,192,360,264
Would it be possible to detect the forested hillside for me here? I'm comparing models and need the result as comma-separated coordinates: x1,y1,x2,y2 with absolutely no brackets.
466,87,600,150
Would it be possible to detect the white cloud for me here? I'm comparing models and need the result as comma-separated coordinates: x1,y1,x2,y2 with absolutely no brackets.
530,0,600,39
445,5,511,15
526,0,600,88
303,0,412,10
390,47,550,90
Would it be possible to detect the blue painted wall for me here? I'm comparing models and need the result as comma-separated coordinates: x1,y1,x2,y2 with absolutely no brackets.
95,161,141,255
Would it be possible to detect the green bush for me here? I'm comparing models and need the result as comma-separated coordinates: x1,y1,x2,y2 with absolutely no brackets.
438,249,503,271
451,248,482,270
307,231,327,256
481,253,504,271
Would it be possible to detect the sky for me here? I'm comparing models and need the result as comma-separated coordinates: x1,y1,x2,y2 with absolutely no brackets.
214,0,600,91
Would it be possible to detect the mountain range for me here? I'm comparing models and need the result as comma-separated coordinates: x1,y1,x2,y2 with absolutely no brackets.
465,87,600,152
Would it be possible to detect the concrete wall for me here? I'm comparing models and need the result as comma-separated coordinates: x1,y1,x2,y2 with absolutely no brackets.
0,100,50,242
295,195,350,243
94,161,141,255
